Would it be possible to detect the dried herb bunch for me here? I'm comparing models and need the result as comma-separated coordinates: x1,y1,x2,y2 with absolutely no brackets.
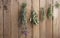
19,3,28,36
21,3,27,25
55,1,60,8
30,10,39,25
47,4,53,19
41,8,46,20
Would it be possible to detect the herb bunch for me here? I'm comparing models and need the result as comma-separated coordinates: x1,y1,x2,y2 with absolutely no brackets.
47,5,53,19
30,10,39,25
41,8,46,20
21,3,27,25
55,1,60,8
20,3,28,36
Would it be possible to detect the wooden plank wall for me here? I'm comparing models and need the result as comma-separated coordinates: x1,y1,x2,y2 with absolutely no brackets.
0,0,60,38
0,0,3,38
11,0,18,38
3,0,11,38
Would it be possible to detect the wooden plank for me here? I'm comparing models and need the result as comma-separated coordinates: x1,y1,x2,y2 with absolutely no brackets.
46,0,53,38
57,0,60,38
26,0,32,38
3,0,11,38
58,7,60,38
39,0,46,38
46,19,52,38
0,0,3,38
32,0,40,38
58,0,60,38
53,0,59,38
11,0,18,38
17,0,26,38
53,6,58,38
40,21,46,38
53,14,58,38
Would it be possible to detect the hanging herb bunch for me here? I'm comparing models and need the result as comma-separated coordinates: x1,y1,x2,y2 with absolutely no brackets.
20,2,28,36
41,8,46,21
30,10,39,25
47,4,53,19
21,3,27,25
55,1,60,8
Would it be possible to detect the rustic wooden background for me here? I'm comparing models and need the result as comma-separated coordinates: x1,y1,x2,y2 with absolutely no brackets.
0,0,60,38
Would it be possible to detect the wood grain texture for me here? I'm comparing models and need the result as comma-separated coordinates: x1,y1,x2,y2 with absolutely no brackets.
46,0,53,38
0,0,60,38
53,0,59,38
53,17,58,38
32,0,40,38
17,0,25,38
58,6,60,38
39,0,46,38
53,13,58,38
0,0,3,38
58,0,60,37
11,0,18,38
46,19,52,38
3,0,11,38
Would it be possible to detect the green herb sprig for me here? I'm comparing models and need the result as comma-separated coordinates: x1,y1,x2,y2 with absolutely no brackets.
47,5,53,19
20,3,28,36
55,1,60,8
21,3,27,25
41,8,46,20
30,10,39,25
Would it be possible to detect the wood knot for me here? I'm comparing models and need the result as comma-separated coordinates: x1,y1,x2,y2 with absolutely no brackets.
0,6,1,8
3,5,7,10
